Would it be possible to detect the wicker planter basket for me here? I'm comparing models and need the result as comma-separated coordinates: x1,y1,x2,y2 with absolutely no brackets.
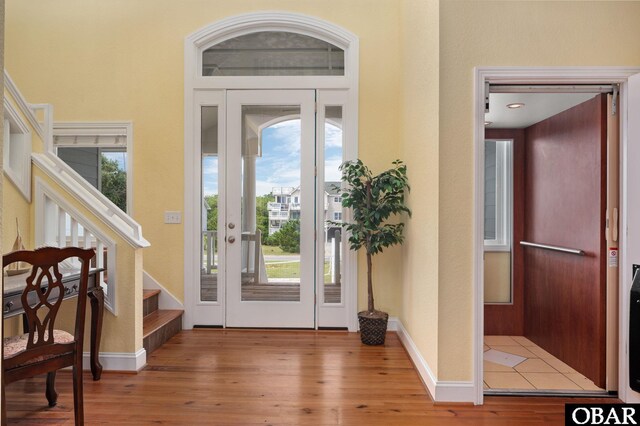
358,311,389,345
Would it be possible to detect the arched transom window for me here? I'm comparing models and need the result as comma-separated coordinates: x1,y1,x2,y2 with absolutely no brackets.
202,31,345,77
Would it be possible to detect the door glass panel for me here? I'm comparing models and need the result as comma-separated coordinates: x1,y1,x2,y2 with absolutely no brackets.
240,105,302,302
323,106,343,304
201,106,219,302
202,32,344,77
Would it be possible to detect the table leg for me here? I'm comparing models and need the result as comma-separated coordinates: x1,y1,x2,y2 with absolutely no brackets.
88,286,104,380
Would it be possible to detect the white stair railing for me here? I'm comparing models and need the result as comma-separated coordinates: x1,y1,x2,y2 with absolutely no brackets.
32,153,149,248
36,178,118,313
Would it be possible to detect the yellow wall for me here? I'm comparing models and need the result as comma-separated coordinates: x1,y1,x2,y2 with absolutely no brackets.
484,252,510,304
438,0,640,381
5,0,404,315
400,0,440,376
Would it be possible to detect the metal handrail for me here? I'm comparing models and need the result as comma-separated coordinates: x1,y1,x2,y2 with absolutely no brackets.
519,241,585,256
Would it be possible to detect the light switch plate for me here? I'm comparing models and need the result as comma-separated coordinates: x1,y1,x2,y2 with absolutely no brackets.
164,211,182,224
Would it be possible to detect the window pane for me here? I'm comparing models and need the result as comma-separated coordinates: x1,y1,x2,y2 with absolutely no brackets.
202,31,344,76
323,106,343,304
484,140,497,240
58,147,127,212
201,106,219,302
242,106,302,302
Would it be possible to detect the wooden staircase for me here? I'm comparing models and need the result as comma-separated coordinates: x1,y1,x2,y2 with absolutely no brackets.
143,289,183,355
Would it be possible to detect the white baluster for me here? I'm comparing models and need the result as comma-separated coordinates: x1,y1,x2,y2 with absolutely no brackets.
57,207,67,248
96,241,104,269
70,218,79,247
84,231,92,249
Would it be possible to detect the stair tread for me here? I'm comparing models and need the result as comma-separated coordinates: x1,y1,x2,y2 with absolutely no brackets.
143,309,183,338
143,289,161,301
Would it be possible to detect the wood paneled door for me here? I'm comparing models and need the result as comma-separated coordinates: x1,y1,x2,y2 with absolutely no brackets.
523,94,607,388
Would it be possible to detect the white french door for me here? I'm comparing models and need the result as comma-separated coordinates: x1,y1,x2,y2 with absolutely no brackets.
225,90,316,327
192,89,351,329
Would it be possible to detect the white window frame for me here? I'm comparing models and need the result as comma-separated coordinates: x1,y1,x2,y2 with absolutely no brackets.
52,122,134,215
184,12,359,331
333,212,342,221
483,139,512,252
3,98,33,201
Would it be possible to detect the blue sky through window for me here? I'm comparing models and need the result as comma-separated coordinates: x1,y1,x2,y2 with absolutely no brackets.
202,120,342,196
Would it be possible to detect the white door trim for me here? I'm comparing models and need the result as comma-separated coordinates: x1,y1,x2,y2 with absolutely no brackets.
184,12,359,330
473,67,640,405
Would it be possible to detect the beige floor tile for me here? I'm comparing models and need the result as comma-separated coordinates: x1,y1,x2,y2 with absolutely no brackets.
511,336,536,347
484,344,490,352
484,336,518,346
564,373,604,391
484,360,515,372
526,345,556,359
514,358,557,373
484,372,534,390
491,345,537,358
520,372,582,390
542,356,578,374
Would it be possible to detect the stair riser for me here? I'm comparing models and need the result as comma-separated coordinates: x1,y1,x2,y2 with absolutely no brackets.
143,293,159,317
143,315,182,355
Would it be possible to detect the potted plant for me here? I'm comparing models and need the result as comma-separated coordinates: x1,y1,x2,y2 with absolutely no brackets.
335,159,410,345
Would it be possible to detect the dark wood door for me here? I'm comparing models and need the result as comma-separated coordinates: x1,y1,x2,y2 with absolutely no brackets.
523,94,607,388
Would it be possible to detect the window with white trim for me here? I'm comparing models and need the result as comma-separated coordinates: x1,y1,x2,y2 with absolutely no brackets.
53,122,133,214
3,100,32,201
202,31,344,77
484,139,512,250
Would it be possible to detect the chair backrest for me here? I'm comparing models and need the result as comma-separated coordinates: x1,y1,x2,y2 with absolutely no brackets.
3,247,95,361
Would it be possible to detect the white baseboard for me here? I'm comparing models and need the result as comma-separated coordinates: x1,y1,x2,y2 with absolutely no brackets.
393,317,475,403
83,348,147,372
143,271,184,311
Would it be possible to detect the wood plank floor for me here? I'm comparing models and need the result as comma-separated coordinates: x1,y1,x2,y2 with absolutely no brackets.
5,330,616,425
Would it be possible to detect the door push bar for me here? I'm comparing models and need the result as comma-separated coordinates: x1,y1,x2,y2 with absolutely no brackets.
519,241,585,256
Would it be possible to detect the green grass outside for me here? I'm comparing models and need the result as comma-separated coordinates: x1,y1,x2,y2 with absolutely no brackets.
265,260,332,280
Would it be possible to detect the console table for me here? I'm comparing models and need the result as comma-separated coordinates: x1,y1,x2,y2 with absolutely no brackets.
3,268,105,381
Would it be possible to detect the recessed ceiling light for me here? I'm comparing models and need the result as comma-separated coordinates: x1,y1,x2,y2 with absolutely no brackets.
507,103,525,109
484,121,492,126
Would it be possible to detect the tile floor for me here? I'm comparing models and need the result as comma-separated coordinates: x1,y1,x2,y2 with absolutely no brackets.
483,335,605,392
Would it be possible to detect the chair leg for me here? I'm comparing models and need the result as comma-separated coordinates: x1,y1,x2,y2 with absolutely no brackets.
46,371,58,407
72,365,84,426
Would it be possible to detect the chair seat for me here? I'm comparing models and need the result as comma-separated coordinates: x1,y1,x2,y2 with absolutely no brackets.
3,330,74,363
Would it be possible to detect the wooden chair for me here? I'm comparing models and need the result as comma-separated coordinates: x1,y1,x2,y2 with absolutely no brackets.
2,247,95,426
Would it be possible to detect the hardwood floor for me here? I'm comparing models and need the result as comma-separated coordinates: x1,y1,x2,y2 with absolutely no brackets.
5,330,616,425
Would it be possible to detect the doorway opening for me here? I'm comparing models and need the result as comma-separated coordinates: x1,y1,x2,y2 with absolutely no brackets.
481,85,619,396
184,13,359,330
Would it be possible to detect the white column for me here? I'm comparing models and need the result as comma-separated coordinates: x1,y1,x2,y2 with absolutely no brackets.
242,155,257,233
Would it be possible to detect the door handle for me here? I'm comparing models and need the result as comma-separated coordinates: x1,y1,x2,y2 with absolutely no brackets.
613,207,619,242
228,236,236,244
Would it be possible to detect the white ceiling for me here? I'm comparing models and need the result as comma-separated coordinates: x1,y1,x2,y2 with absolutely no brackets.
485,92,597,129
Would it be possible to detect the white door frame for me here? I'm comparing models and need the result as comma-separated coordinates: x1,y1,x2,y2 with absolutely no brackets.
225,89,316,328
473,67,640,405
183,12,359,330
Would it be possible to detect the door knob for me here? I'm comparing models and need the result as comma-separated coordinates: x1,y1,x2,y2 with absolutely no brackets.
228,223,235,229
228,236,236,243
